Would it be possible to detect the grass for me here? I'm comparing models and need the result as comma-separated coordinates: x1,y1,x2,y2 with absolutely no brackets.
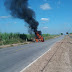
0,32,28,45
43,34,60,40
0,32,60,46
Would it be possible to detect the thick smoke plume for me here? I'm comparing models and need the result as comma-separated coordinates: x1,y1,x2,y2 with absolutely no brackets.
5,0,39,33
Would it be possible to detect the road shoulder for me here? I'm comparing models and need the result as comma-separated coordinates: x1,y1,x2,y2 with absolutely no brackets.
21,36,72,72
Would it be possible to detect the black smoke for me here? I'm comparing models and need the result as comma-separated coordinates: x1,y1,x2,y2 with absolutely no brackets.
5,0,39,33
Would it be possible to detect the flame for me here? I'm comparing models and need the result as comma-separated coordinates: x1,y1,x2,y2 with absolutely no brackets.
35,32,44,42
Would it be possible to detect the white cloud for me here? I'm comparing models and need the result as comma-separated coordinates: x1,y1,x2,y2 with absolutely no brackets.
40,3,51,10
43,27,48,29
0,15,11,19
41,18,49,21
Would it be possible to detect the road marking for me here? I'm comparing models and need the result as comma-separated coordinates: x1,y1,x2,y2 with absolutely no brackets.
20,39,63,72
20,43,55,72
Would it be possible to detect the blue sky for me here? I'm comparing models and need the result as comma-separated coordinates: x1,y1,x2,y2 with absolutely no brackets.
0,0,72,34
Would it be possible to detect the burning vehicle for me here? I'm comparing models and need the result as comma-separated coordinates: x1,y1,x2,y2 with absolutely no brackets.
5,0,44,42
35,31,44,42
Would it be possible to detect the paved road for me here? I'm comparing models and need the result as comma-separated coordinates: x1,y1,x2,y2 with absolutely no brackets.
0,36,64,72
69,36,72,38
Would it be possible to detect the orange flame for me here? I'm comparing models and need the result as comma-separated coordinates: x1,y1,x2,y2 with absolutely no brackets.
35,32,44,42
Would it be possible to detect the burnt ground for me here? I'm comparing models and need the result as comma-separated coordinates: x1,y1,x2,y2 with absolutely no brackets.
23,35,72,72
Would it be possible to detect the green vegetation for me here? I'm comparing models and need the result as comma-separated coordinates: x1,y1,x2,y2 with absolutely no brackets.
61,33,63,35
0,32,60,46
0,32,29,45
43,34,60,40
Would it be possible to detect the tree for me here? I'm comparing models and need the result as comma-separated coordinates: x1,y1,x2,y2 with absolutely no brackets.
61,33,63,35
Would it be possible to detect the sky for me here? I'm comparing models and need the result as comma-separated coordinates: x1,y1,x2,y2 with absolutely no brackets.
0,0,72,34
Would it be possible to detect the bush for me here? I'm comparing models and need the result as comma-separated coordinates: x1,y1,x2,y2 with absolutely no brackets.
0,32,59,45
0,32,28,45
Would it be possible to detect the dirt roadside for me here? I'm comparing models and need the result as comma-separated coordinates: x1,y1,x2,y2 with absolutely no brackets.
0,42,31,48
22,35,72,72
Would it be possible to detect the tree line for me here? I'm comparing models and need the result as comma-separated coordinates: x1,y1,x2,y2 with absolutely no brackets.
0,32,59,45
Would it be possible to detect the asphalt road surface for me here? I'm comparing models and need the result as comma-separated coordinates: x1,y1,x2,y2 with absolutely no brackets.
0,36,64,72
